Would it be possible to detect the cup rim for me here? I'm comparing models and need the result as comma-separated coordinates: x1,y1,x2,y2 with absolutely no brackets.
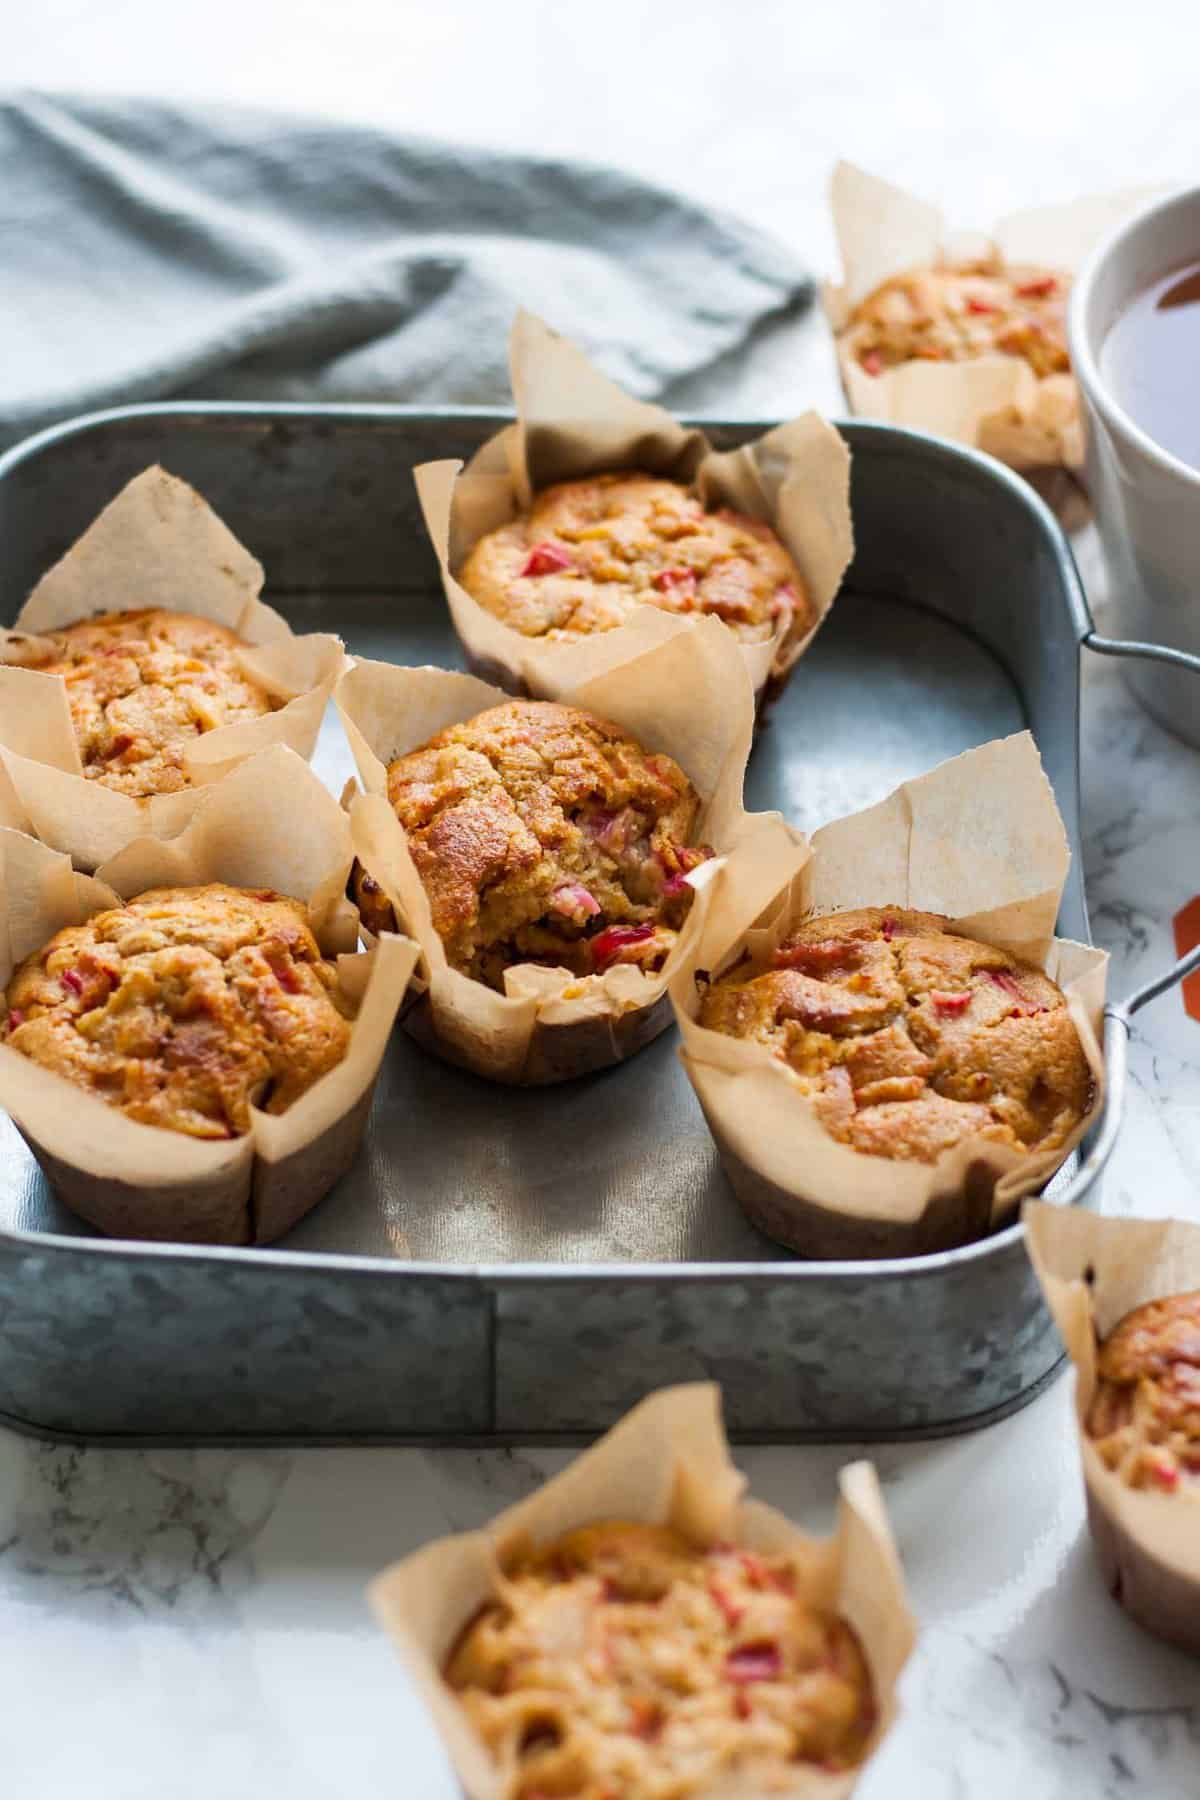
1068,183,1200,490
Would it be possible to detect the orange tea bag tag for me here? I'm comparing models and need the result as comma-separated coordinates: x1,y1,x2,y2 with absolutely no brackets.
1172,897,1200,1022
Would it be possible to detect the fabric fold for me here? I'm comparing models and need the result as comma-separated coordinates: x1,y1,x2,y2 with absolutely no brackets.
1,91,812,446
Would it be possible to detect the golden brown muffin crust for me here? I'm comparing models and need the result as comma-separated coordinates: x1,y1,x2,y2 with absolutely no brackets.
2,885,351,1139
356,700,711,991
444,1518,876,1795
27,608,278,798
698,906,1091,1164
846,260,1070,379
458,472,813,663
1087,1292,1200,1495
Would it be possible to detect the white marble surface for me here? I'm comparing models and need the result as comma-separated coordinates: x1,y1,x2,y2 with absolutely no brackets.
4,3,1200,1795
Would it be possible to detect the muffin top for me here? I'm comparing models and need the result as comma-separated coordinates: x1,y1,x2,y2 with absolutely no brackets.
445,1519,876,1794
1087,1292,1200,1496
26,608,278,799
356,699,710,992
698,906,1091,1164
458,473,812,661
2,885,351,1139
845,260,1070,379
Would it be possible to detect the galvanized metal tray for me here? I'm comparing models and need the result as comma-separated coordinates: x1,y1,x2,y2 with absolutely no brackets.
0,403,1194,1445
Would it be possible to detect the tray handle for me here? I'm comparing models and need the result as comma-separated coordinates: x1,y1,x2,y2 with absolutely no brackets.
1082,627,1200,680
1056,620,1200,1207
1060,942,1200,1207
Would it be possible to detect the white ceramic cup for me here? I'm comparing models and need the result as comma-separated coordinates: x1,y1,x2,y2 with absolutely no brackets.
1070,188,1200,745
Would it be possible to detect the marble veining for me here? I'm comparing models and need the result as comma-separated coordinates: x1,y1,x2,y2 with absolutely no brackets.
0,1443,289,1611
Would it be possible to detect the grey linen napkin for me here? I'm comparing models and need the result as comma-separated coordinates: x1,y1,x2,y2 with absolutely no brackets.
0,92,812,449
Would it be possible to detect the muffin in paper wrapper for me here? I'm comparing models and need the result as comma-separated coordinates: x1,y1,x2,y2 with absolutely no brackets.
823,161,1160,476
338,615,803,1086
671,733,1107,1259
1025,1202,1200,1657
413,309,853,707
369,1381,916,1799
0,745,418,1245
0,466,346,870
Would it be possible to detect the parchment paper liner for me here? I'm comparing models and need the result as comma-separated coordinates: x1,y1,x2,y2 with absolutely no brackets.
338,617,802,1085
670,733,1108,1260
369,1381,916,1799
414,309,853,706
0,745,418,1245
823,161,1161,474
1025,1203,1200,1657
0,466,346,870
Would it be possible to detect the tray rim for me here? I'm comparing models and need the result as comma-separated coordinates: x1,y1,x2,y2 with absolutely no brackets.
0,399,1100,1286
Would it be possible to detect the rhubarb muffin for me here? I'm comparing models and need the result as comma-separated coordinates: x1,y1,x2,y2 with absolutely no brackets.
698,906,1092,1164
844,260,1070,379
444,1520,877,1793
1,885,352,1139
458,473,813,670
1087,1292,1200,1496
352,699,712,992
26,607,278,798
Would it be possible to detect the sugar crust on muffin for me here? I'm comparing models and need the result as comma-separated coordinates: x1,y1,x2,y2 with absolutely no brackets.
1087,1292,1200,1497
458,473,813,665
2,885,351,1139
444,1519,876,1794
844,261,1070,380
26,608,278,799
353,699,711,992
698,906,1091,1164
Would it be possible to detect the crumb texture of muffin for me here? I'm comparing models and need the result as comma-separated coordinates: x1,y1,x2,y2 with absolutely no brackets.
845,261,1070,379
444,1519,876,1795
458,473,812,656
1087,1292,1200,1496
2,885,352,1139
355,699,712,991
698,906,1091,1164
29,608,278,798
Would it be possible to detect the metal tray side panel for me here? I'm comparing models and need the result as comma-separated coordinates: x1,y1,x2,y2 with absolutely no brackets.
494,1234,1056,1436
0,1246,491,1438
0,405,494,611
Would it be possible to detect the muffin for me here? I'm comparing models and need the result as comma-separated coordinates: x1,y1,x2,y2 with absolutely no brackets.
353,699,712,993
2,884,351,1140
1087,1293,1200,1496
370,1385,912,1800
458,473,814,675
0,466,348,871
418,315,852,711
823,161,1106,474
24,607,279,799
676,733,1106,1258
1025,1205,1200,1658
698,907,1092,1166
444,1519,877,1794
843,260,1070,380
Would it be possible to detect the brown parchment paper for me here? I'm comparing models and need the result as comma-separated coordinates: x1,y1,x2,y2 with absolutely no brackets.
823,161,1162,473
0,466,346,870
338,618,807,1085
0,755,32,835
369,1382,916,1800
413,309,853,705
670,733,1108,1260
0,745,418,1246
1025,1202,1200,1656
